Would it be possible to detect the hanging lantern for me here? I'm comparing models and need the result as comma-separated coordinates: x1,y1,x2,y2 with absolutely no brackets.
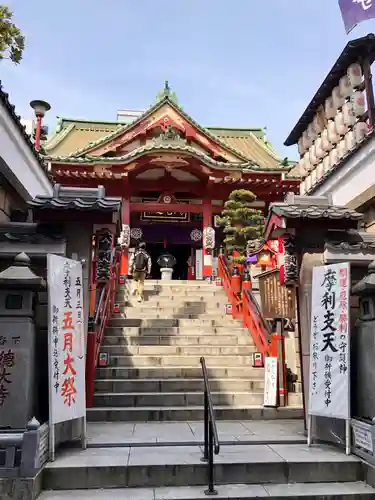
316,162,324,179
327,120,340,144
312,114,323,135
342,101,356,126
300,180,306,195
323,155,330,173
118,224,130,248
335,111,348,136
298,137,305,156
337,139,347,159
345,130,356,151
309,144,318,166
321,128,333,152
329,148,338,169
315,136,325,159
354,121,368,143
325,96,336,119
332,86,344,110
307,122,317,142
302,130,312,150
203,226,215,250
305,174,312,191
303,152,312,173
347,63,363,89
311,168,317,185
339,75,352,98
351,90,366,116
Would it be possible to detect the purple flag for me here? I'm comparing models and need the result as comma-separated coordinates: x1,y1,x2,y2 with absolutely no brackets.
339,0,375,33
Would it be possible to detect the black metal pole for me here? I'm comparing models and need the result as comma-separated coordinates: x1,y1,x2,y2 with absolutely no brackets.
205,421,217,496
201,390,209,463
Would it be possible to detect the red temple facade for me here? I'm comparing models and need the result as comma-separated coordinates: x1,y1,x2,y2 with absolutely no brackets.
44,83,299,280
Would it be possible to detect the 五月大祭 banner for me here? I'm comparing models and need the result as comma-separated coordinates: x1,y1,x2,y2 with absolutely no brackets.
339,0,375,34
308,262,350,420
47,254,86,425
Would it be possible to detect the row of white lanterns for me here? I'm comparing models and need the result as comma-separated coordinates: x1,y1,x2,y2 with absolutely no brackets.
298,63,369,194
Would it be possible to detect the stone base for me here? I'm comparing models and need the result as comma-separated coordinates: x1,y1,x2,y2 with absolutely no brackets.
160,268,173,280
0,469,42,500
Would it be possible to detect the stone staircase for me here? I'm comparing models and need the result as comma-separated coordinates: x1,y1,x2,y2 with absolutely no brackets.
87,280,302,422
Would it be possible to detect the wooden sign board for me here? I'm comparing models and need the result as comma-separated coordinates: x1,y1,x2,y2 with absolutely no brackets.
141,211,190,222
257,269,296,320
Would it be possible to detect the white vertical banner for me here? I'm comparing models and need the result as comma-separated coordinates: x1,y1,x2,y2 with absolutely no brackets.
264,357,278,407
308,262,351,452
47,254,86,457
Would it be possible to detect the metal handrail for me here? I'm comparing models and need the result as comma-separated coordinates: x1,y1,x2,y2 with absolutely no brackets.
200,356,220,496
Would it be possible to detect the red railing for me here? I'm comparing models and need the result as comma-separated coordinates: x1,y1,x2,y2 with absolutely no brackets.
85,249,120,408
218,254,274,356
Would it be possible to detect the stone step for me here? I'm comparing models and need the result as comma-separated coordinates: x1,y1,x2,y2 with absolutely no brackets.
116,297,229,307
120,280,219,287
108,317,241,328
99,344,257,356
96,366,265,380
94,378,265,393
106,354,262,367
93,391,270,407
105,326,249,336
42,442,359,489
120,311,234,319
102,334,248,346
116,305,230,315
38,481,375,500
116,290,226,299
93,391,303,408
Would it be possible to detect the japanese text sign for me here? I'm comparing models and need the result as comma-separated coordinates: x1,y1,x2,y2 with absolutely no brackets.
47,254,85,424
308,262,350,419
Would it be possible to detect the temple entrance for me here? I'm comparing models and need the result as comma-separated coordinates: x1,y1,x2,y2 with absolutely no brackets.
147,242,192,280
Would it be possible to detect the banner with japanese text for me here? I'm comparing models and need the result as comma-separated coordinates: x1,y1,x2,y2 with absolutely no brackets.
339,0,375,34
47,254,86,424
308,262,350,420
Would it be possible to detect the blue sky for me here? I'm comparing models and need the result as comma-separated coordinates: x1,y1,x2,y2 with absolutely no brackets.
2,0,374,157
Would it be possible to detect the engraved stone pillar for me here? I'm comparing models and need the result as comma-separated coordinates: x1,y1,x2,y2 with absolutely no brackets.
0,253,45,429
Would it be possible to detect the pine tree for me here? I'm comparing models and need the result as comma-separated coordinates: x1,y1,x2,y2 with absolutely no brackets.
0,5,24,64
216,189,264,263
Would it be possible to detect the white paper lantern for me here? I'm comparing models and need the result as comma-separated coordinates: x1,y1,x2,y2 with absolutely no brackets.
316,162,324,179
337,139,347,159
354,121,368,142
332,86,344,110
334,111,348,136
329,148,338,168
347,63,363,89
327,120,340,144
314,137,325,159
305,174,312,191
321,128,333,152
308,144,318,166
302,130,312,150
300,180,306,195
312,114,323,135
303,152,312,173
323,155,330,173
298,137,305,156
351,90,366,116
325,96,336,119
345,130,356,151
307,122,317,142
311,168,317,185
342,101,356,126
339,75,352,98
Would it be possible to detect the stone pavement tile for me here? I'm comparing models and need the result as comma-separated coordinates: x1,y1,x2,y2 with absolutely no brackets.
87,422,136,444
234,433,305,443
128,445,203,466
133,422,193,438
39,488,155,500
240,419,304,435
213,444,284,464
45,447,131,468
188,421,252,436
154,484,267,500
264,481,375,496
269,443,360,462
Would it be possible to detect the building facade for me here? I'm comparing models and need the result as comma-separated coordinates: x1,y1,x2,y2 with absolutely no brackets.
44,83,300,280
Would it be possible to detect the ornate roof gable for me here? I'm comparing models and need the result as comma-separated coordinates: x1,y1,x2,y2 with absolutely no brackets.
68,84,251,163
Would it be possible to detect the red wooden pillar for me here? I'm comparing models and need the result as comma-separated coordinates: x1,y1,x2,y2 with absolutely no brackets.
203,198,212,279
120,197,130,280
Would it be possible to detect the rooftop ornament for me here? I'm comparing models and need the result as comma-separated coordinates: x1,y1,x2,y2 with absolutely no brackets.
155,80,179,105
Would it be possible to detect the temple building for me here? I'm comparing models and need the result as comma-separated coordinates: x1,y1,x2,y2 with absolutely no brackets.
44,82,300,279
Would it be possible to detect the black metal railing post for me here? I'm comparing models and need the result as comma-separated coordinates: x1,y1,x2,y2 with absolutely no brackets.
200,357,220,496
